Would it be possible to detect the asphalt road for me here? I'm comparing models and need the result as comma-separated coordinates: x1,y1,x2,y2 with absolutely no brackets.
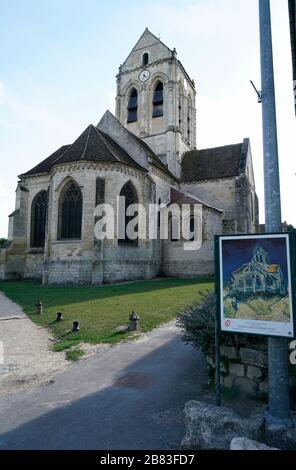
0,323,206,450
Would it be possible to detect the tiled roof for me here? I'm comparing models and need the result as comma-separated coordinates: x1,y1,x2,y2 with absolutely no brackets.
169,186,222,212
21,125,146,177
21,145,70,176
181,142,245,182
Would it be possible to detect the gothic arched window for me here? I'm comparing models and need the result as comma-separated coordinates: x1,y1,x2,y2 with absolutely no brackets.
152,81,164,118
127,88,138,123
119,181,138,246
142,52,149,66
31,190,47,247
59,181,82,240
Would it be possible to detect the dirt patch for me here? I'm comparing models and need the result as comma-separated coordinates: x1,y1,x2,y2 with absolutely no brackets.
0,315,68,395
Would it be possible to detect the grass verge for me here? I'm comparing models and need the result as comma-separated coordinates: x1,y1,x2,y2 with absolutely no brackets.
0,277,213,351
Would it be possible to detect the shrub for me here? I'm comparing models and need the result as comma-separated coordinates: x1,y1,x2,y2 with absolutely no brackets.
176,290,265,357
177,291,229,357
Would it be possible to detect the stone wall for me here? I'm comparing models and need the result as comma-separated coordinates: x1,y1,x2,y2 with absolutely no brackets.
41,162,167,285
207,337,296,406
217,341,268,398
181,174,258,235
24,251,45,280
181,139,259,235
163,207,222,278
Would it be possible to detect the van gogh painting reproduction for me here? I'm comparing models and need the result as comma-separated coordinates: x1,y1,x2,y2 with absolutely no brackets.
219,234,294,338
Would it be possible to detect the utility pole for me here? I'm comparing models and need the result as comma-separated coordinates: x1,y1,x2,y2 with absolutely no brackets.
259,0,292,427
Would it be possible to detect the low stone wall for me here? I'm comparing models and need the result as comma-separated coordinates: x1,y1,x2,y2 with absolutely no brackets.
206,337,296,405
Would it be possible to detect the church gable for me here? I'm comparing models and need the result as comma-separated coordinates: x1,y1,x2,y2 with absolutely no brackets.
98,110,149,169
121,28,172,72
97,110,175,179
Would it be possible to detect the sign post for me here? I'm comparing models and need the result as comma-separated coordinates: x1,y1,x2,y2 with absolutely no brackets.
259,0,292,427
214,236,221,406
215,232,296,418
217,234,295,340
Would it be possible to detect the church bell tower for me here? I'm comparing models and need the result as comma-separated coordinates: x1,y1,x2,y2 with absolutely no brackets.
115,28,197,178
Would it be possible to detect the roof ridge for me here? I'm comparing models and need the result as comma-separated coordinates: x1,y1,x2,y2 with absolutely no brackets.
170,186,223,213
52,125,94,165
51,139,77,165
196,142,243,153
81,125,92,160
51,145,71,164
93,126,121,162
97,128,147,172
141,29,173,54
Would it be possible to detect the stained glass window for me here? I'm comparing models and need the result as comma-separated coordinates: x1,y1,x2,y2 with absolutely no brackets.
59,182,82,239
31,190,47,247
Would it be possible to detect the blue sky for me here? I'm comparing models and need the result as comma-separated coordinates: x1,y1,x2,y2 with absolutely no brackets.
0,0,295,237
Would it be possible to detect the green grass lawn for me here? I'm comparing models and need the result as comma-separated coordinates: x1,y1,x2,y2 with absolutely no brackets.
0,277,213,352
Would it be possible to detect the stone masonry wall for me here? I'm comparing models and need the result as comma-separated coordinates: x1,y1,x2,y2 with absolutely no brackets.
207,338,296,406
163,207,222,278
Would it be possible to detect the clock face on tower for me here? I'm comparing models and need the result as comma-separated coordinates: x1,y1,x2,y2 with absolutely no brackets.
138,69,150,82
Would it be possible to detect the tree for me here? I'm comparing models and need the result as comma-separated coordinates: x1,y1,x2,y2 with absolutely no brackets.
0,238,7,247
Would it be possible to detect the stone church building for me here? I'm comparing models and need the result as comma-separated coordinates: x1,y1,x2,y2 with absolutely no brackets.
0,29,259,285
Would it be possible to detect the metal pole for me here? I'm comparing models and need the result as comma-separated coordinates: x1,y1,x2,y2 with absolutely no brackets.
215,313,221,407
259,0,292,428
214,236,221,406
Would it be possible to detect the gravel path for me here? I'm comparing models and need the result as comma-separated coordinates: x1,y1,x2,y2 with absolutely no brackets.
0,292,68,395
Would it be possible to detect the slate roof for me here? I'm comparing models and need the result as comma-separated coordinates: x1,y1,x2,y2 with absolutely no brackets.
21,145,71,177
181,142,246,182
168,187,222,212
21,125,146,177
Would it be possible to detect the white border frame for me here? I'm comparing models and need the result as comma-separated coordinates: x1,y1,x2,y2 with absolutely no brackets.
219,233,294,338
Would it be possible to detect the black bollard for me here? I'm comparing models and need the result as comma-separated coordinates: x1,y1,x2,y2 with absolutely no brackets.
35,299,43,314
72,321,80,332
128,311,139,331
